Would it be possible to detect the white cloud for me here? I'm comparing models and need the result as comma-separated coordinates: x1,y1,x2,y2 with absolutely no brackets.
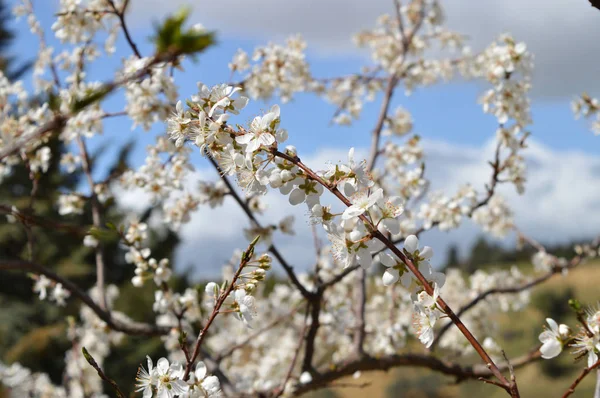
422,138,600,242
117,141,600,278
128,0,600,98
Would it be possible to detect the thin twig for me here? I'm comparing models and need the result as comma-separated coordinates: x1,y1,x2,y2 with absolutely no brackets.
216,304,302,362
431,248,590,350
76,136,108,310
106,0,142,58
563,359,600,398
290,348,540,396
182,238,260,380
81,347,126,398
366,73,398,171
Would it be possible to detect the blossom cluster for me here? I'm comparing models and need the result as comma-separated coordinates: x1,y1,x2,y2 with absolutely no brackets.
229,36,314,103
572,93,600,135
136,357,221,398
31,274,70,306
539,306,600,369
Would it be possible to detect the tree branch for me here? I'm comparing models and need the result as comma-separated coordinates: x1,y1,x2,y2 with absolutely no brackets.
290,348,540,396
81,347,126,398
0,259,170,336
0,51,180,161
106,0,142,58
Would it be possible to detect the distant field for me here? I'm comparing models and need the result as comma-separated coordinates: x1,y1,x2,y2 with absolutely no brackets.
304,260,600,398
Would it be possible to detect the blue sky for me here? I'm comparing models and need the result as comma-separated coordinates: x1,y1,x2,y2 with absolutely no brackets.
7,0,600,276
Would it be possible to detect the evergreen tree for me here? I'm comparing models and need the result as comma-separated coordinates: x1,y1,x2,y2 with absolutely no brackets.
0,0,29,79
443,244,460,271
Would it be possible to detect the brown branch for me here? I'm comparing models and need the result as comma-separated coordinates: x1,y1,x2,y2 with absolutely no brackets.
431,273,554,350
365,0,424,172
290,348,540,396
0,204,88,236
0,116,68,161
321,264,360,288
0,259,170,336
381,139,506,253
357,3,426,353
563,359,600,398
353,268,367,356
270,149,513,393
366,74,398,171
215,304,301,362
301,289,323,373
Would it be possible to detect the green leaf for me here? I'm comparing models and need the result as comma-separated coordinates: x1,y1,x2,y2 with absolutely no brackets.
152,7,216,56
243,236,260,262
71,86,111,113
568,298,582,313
88,226,117,242
47,91,61,112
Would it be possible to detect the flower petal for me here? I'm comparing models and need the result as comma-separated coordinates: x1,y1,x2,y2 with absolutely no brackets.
404,235,419,252
382,268,399,286
540,339,562,359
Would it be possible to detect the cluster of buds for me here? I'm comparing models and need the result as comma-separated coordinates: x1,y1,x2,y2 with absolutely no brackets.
204,249,272,329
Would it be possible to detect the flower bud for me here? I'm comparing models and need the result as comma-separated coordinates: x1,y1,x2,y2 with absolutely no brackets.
131,275,144,287
205,282,219,296
281,169,293,181
285,145,297,157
